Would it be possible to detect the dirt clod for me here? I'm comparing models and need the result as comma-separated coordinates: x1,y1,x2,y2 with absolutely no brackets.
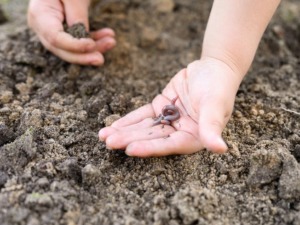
104,114,121,126
81,164,100,186
279,154,300,201
66,23,89,39
0,129,36,174
0,171,9,188
247,149,283,186
0,124,15,146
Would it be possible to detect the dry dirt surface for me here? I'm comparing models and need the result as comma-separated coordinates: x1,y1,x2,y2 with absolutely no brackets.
0,0,300,224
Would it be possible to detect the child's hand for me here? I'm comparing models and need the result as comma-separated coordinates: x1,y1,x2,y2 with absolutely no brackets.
99,0,280,157
99,58,242,157
27,0,116,66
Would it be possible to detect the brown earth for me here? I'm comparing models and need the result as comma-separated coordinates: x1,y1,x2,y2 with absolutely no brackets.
0,0,299,224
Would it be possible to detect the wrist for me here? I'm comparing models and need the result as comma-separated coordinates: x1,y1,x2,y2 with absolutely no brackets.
187,58,243,100
201,48,246,81
201,0,281,81
197,56,244,90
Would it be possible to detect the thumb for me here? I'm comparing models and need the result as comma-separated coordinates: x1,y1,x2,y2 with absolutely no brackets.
62,0,90,30
198,99,232,153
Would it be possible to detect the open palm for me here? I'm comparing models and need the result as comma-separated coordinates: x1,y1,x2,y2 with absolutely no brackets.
99,59,241,157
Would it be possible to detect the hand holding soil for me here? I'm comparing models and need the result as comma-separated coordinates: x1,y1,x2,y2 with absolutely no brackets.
27,0,116,66
99,59,240,157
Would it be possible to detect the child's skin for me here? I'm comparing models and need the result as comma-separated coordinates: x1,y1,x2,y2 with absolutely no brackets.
28,0,281,157
27,0,116,65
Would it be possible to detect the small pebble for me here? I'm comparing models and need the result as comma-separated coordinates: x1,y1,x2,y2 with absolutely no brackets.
82,164,100,186
140,27,159,47
76,110,87,121
0,90,13,104
15,83,30,95
36,177,50,188
250,108,258,116
104,114,121,126
0,106,11,115
151,0,175,13
25,192,53,207
50,102,64,114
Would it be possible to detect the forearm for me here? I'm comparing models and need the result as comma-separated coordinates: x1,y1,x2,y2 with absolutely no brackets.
201,0,281,79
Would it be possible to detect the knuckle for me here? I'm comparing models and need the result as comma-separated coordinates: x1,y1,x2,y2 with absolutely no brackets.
81,44,89,53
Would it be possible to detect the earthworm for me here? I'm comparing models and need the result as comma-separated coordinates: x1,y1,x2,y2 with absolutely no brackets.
153,97,180,126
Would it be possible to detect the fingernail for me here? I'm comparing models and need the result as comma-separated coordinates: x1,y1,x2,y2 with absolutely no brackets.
86,42,95,52
106,145,113,150
125,147,134,156
94,55,105,65
98,129,105,141
218,136,228,150
205,136,228,154
91,59,103,66
99,136,104,142
105,42,114,51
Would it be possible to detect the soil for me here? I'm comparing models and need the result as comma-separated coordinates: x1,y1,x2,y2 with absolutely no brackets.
0,5,7,24
0,0,299,224
66,23,90,39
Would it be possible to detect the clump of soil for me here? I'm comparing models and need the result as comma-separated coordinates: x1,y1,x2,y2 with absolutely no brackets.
0,0,299,224
66,22,90,39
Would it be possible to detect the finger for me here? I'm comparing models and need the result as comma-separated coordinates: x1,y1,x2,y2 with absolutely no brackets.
99,118,154,141
54,50,104,66
62,0,90,30
45,31,96,53
125,131,202,157
102,108,199,142
99,126,117,142
111,104,155,128
161,69,186,99
40,35,104,65
95,36,116,53
112,94,186,129
90,28,116,40
114,118,156,132
198,99,231,153
106,123,175,150
165,69,199,121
